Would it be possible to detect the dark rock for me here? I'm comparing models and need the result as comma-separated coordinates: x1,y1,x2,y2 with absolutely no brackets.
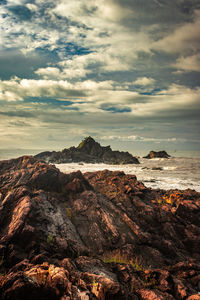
144,150,171,159
0,156,200,299
34,136,139,165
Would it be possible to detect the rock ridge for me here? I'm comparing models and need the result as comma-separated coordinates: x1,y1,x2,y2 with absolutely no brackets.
34,136,140,164
0,156,199,299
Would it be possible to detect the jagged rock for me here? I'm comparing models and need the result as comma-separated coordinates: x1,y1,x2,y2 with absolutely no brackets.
144,150,171,159
34,136,139,165
0,156,200,299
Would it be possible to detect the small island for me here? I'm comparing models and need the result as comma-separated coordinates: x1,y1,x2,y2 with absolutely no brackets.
143,150,171,159
35,136,140,165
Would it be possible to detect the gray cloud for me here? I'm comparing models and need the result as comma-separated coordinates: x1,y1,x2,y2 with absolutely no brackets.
7,5,33,20
0,0,199,150
0,49,57,80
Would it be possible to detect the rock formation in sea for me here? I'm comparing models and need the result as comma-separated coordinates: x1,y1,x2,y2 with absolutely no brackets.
144,150,171,159
34,136,140,164
0,156,200,299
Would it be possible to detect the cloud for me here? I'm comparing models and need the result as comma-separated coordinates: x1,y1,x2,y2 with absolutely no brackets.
0,77,115,102
26,3,38,12
0,76,199,122
100,134,186,143
133,77,155,86
53,0,134,25
153,9,200,54
7,5,33,21
0,48,55,80
36,54,93,79
51,0,153,72
173,53,200,72
0,78,85,101
0,83,199,150
35,67,61,79
0,0,200,150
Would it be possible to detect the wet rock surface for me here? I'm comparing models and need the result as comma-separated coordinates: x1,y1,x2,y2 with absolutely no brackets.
0,156,200,299
34,136,139,165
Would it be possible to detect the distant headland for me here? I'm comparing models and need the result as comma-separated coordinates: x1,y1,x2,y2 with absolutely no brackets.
34,136,140,165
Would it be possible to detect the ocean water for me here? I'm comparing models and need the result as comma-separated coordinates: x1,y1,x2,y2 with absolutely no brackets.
56,157,200,192
0,149,44,160
0,149,199,192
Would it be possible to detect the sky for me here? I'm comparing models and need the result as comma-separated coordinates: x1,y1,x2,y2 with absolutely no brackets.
0,0,200,153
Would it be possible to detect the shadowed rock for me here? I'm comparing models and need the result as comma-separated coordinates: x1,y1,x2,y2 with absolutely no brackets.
0,156,200,299
144,150,171,159
34,136,140,165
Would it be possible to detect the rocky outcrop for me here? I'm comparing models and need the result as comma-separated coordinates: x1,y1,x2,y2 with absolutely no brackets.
35,136,139,164
0,156,200,299
144,150,171,159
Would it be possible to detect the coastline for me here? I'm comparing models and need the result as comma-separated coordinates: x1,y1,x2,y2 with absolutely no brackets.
0,148,200,161
0,149,199,192
0,156,199,299
56,156,200,192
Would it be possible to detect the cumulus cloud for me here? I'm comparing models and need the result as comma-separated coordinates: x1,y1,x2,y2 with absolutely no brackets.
51,0,153,72
53,0,134,26
153,9,200,54
36,54,95,79
173,53,200,72
25,3,38,12
35,67,61,79
133,77,155,86
0,76,199,121
0,78,84,101
0,0,200,149
0,77,115,103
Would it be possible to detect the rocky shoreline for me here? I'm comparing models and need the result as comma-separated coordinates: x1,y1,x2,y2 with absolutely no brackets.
0,156,200,299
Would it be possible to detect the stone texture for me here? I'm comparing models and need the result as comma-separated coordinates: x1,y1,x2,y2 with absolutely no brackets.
0,156,199,299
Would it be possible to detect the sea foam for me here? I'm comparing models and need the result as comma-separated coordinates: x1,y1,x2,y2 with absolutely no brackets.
56,156,200,192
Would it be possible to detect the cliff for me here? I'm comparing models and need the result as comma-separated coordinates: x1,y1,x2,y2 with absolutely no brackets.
34,136,140,164
0,156,199,299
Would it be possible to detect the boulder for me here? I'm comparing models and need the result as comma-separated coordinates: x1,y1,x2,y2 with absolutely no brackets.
144,150,171,159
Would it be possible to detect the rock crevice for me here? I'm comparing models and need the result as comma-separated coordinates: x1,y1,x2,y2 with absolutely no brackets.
0,156,199,299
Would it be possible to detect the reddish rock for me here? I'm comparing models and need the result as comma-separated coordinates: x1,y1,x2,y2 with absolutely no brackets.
138,288,174,299
0,156,200,299
186,296,200,300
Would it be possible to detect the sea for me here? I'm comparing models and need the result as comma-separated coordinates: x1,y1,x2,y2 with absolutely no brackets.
0,149,200,192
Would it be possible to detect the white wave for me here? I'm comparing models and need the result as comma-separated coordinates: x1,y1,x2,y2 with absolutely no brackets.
145,177,200,192
163,166,177,171
56,157,200,192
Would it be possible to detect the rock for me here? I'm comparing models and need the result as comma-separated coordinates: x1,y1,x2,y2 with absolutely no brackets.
144,150,171,159
137,288,174,299
0,262,70,300
0,156,200,299
152,167,163,171
34,136,139,165
186,295,200,300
